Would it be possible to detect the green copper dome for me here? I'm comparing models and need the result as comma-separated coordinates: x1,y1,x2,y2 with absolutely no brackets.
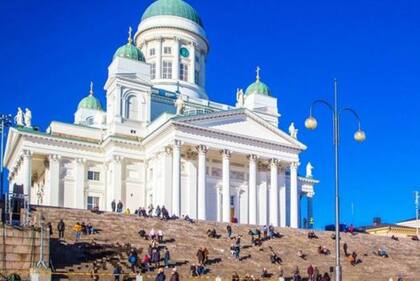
78,83,103,111
142,0,203,27
113,41,145,62
245,67,271,96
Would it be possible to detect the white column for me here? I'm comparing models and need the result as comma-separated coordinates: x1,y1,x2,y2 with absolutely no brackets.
48,155,61,207
74,158,86,209
307,192,314,229
173,37,180,80
216,187,222,222
187,158,198,218
22,150,32,204
162,147,173,209
190,42,196,84
235,189,242,223
172,140,181,216
222,149,231,223
197,145,207,220
200,51,206,88
279,168,287,227
290,162,299,228
111,156,123,203
269,159,279,226
156,37,163,79
248,154,258,225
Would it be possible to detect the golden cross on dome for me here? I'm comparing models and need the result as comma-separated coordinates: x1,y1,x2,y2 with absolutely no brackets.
128,26,133,43
256,66,261,81
89,81,94,96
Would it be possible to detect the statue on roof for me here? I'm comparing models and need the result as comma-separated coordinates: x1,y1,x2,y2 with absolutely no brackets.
15,107,24,127
306,162,314,178
289,122,298,139
236,88,245,108
174,94,185,115
24,108,32,128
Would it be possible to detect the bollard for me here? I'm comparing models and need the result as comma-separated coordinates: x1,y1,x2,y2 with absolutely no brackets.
215,276,222,281
136,273,143,281
30,267,52,281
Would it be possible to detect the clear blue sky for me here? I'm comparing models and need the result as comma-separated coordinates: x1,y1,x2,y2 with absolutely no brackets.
1,0,419,228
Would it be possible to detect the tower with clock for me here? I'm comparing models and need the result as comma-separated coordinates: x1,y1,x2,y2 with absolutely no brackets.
135,2,209,100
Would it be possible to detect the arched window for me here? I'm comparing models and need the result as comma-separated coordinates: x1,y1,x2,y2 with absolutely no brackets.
126,95,139,120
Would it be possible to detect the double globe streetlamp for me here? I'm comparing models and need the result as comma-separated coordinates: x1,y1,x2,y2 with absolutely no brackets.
304,79,365,281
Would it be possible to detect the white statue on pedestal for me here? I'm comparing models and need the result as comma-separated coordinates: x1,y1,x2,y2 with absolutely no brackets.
24,108,32,128
236,88,245,108
174,94,185,115
289,122,298,139
15,107,24,126
306,162,314,178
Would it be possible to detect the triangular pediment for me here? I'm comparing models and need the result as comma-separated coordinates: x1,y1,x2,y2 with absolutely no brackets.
174,109,306,150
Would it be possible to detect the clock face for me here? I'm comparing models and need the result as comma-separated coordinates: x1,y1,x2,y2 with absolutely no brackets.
180,47,190,58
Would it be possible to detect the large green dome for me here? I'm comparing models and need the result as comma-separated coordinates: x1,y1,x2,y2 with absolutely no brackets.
114,41,145,62
78,83,103,111
142,0,203,27
245,68,271,96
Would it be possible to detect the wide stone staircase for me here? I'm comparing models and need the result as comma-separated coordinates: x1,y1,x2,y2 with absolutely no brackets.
31,206,420,281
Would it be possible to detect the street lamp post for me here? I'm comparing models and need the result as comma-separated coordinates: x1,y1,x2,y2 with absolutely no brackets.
304,79,365,281
0,114,13,196
415,191,419,237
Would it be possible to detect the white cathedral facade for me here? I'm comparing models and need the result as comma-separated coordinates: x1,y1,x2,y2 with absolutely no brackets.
4,0,318,228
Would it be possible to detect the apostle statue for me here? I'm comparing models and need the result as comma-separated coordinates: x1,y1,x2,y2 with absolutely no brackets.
289,122,298,139
306,162,314,178
24,108,32,128
174,94,185,115
15,107,24,127
236,88,245,108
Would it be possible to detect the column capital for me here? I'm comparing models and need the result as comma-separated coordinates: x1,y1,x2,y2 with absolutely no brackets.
247,154,258,161
270,159,279,167
22,149,32,158
75,158,86,164
112,155,123,163
173,139,182,148
290,161,300,169
49,154,61,161
220,149,231,158
165,145,173,155
196,144,208,154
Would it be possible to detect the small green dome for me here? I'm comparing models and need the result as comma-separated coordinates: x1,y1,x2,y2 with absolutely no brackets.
142,0,203,27
245,67,271,96
78,83,103,111
113,41,145,62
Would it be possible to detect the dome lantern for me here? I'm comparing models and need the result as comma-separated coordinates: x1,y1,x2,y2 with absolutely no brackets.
113,27,146,62
78,81,103,111
245,66,271,96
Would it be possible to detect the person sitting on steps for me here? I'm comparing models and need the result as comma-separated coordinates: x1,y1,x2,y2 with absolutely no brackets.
307,231,318,239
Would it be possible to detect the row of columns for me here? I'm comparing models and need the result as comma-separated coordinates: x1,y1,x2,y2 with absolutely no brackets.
16,150,91,209
145,37,198,85
169,141,300,228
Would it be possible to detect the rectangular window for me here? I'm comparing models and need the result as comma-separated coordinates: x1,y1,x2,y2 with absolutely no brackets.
87,196,99,210
164,47,172,54
195,70,199,85
150,63,156,79
149,48,155,56
162,61,172,79
180,63,188,81
87,171,100,181
230,195,235,207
